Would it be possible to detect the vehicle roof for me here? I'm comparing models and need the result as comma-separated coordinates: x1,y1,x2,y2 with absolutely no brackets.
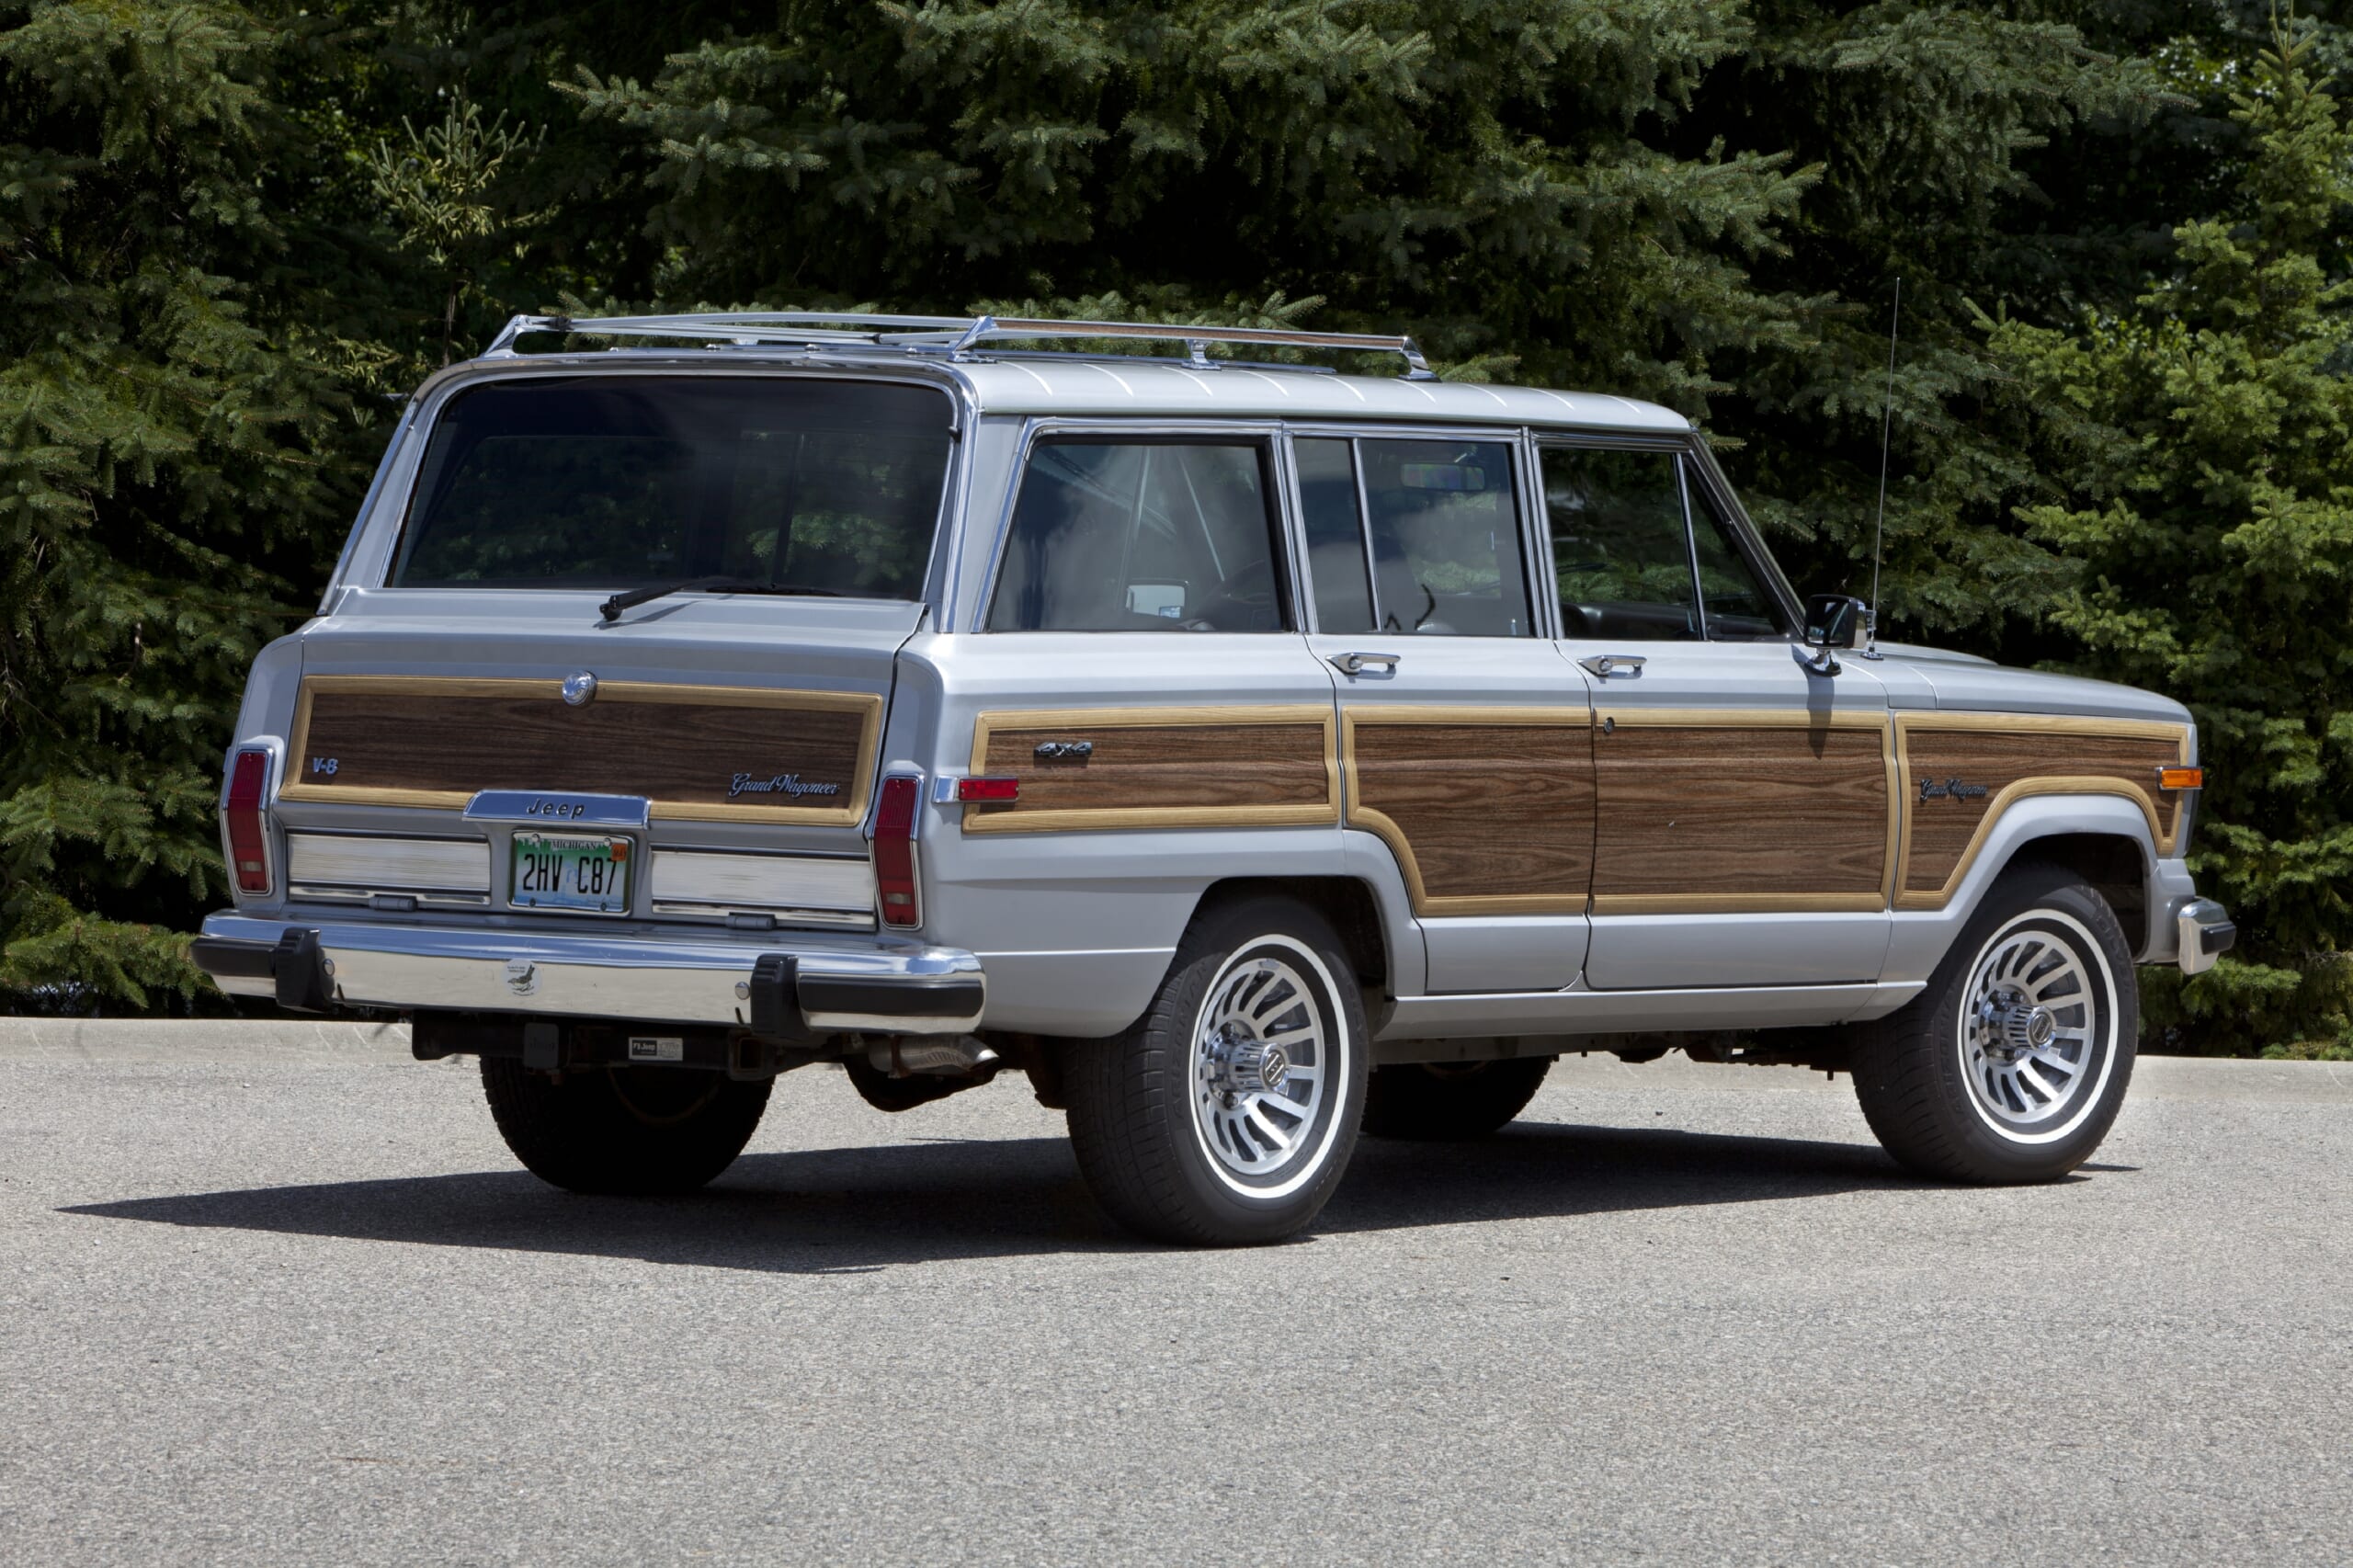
442,346,1692,432
948,357,1691,429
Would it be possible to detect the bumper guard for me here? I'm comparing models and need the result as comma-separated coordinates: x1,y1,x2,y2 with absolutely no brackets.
2174,898,2235,976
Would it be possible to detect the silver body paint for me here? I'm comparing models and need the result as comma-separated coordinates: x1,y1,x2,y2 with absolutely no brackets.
200,347,2215,1049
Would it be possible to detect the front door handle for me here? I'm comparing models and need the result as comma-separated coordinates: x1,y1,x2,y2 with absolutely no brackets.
1578,654,1646,679
1330,651,1402,676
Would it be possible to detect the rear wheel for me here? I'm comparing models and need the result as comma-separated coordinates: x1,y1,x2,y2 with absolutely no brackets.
1360,1056,1552,1140
1063,897,1370,1244
1853,862,2136,1183
482,1059,772,1195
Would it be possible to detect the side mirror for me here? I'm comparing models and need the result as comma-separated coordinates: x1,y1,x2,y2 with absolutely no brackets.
1803,593,1867,650
1801,593,1869,676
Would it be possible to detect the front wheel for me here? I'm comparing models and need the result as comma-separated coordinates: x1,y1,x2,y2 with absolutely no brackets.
1852,862,2137,1183
1063,898,1370,1244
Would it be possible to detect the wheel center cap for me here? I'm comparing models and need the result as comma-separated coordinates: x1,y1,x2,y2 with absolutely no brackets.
1204,1025,1290,1099
1980,992,2057,1056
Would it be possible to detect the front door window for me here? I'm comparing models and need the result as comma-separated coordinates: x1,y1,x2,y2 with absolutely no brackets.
1541,446,1790,642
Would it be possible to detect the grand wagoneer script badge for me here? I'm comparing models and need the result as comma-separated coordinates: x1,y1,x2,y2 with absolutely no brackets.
728,772,842,800
1917,777,1992,802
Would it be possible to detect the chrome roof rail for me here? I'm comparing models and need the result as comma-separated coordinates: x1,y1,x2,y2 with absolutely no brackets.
481,312,1438,379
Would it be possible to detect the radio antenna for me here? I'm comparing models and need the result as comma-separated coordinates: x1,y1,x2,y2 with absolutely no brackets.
1862,277,1901,661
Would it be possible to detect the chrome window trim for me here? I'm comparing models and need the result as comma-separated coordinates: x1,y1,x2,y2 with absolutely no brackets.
1676,453,1711,636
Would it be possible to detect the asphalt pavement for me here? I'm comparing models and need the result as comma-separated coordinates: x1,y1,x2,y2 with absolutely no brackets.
3,1023,2349,1565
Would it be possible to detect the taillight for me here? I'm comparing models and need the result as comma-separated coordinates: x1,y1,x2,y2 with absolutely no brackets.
225,748,273,895
871,774,922,928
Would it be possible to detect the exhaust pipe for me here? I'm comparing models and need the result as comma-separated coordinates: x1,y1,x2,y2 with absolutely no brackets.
868,1035,1000,1079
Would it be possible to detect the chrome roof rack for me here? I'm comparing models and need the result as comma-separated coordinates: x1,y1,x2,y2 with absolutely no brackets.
482,311,1437,379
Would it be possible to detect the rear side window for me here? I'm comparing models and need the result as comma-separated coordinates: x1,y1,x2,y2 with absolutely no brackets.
392,377,952,597
986,439,1289,631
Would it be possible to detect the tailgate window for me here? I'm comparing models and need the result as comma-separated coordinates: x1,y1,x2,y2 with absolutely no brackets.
392,377,952,597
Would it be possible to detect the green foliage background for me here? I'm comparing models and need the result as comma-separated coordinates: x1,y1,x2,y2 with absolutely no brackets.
2,0,2346,1054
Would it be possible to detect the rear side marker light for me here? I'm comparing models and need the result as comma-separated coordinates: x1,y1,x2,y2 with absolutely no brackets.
2158,767,2204,791
226,749,273,895
956,777,1020,803
872,775,922,929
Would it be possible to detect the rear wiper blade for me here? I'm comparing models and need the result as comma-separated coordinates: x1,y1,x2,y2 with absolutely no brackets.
599,576,842,622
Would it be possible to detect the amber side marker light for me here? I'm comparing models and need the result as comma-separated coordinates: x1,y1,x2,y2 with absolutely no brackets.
2158,767,2205,791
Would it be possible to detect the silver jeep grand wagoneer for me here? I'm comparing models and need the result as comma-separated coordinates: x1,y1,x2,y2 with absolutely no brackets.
191,312,2235,1244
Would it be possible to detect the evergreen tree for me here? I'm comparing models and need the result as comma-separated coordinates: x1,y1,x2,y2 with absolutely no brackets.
558,0,1819,395
0,2,377,1010
1985,14,2353,1055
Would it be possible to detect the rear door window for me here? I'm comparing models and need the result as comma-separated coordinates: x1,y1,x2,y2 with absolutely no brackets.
1293,437,1533,637
986,439,1290,631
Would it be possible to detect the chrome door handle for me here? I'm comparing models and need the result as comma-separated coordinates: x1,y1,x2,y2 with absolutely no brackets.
1578,654,1646,679
1330,651,1402,676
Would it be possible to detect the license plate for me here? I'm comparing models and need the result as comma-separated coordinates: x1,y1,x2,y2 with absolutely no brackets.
510,832,632,914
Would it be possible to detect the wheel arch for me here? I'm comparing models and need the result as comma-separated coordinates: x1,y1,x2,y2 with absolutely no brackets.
1193,875,1397,1004
1885,793,2164,985
1995,830,2150,957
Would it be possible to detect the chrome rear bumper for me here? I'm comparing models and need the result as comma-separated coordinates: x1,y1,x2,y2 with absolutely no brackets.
191,912,984,1034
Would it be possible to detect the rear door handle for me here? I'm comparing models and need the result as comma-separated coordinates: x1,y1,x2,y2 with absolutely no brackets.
1329,651,1402,676
1578,654,1646,679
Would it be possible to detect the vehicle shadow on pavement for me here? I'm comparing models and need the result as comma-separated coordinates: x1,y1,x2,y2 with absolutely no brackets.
61,1120,1928,1272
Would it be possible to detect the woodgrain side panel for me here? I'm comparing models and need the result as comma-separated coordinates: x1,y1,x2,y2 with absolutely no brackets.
1591,713,1891,913
964,706,1339,833
281,676,880,824
1345,708,1594,916
1897,717,2190,907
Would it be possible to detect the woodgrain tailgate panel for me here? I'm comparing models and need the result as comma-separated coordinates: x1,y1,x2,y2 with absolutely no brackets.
283,676,880,824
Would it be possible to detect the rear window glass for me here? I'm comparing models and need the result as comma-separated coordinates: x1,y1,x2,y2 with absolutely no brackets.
392,377,952,597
